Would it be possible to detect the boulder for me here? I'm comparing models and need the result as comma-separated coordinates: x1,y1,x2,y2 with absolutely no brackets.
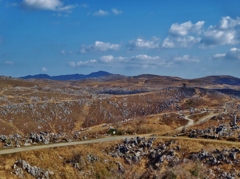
116,162,125,174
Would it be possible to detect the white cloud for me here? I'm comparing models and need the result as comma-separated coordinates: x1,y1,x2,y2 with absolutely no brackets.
100,55,126,64
162,36,200,48
162,37,175,48
218,16,240,29
162,17,240,48
164,17,240,48
176,36,201,48
100,55,115,62
127,38,160,50
212,47,240,60
169,21,204,36
201,29,237,46
21,0,76,12
68,60,97,67
3,61,14,65
174,55,200,62
102,54,168,68
131,54,160,61
42,67,47,72
112,8,122,15
68,54,170,69
57,5,75,12
225,47,240,60
93,9,109,16
92,8,122,16
212,53,226,59
201,16,240,46
129,54,168,68
80,41,120,53
163,20,204,48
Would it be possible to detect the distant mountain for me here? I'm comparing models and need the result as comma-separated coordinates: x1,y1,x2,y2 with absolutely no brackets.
20,71,112,81
20,72,240,86
191,75,240,86
208,75,240,86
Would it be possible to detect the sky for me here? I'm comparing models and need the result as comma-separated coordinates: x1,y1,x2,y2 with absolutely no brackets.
1,0,240,78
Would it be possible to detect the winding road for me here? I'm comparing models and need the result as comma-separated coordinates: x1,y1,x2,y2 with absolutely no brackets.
176,111,217,132
1,134,240,155
0,104,234,155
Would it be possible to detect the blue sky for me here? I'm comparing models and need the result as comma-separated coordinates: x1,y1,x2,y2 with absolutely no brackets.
1,0,240,78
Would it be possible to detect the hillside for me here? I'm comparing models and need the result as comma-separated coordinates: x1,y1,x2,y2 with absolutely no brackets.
0,73,240,179
188,75,240,87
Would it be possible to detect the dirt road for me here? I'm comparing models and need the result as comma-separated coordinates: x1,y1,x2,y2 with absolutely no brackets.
176,111,218,132
0,100,233,156
1,134,240,155
0,135,137,155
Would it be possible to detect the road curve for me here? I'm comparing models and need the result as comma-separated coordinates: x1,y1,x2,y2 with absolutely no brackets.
0,104,232,155
1,134,240,155
176,111,218,132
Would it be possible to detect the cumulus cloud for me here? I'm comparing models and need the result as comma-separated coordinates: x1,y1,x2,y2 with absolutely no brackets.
174,55,200,62
201,16,240,46
21,0,76,12
68,60,97,67
212,47,240,60
127,37,160,50
162,36,201,48
80,41,120,53
100,55,115,62
93,9,109,16
112,8,122,15
218,16,240,29
163,21,204,48
131,54,161,61
201,29,237,46
169,21,204,36
162,37,175,48
68,54,169,69
128,54,169,68
163,17,240,48
100,55,126,63
103,54,168,68
92,8,122,16
225,47,240,60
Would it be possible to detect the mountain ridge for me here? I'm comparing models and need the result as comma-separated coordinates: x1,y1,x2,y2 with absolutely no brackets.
20,70,112,81
18,71,240,86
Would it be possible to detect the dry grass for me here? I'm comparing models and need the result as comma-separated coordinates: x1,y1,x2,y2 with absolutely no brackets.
1,137,240,178
0,75,236,137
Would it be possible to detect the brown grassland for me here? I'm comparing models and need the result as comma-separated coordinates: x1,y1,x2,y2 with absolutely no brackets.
0,75,240,178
